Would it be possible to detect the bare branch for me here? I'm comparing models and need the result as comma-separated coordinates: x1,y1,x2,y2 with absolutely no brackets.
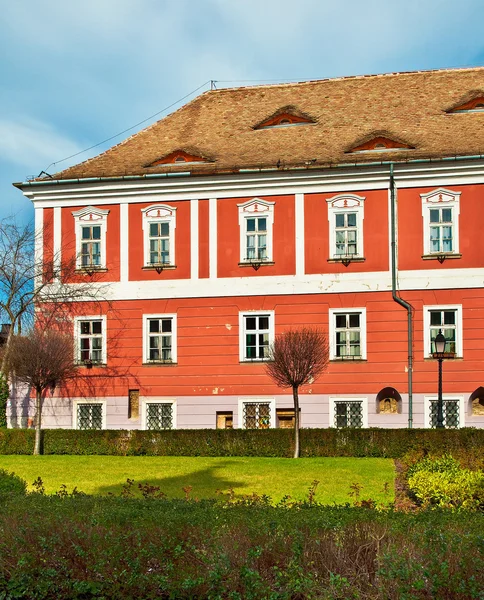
265,327,329,389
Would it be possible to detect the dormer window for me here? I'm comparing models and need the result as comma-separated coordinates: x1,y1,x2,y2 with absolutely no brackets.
447,95,484,113
254,107,315,129
146,150,209,166
348,135,414,153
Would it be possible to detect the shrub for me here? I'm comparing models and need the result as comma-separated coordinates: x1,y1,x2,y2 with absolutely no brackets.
407,455,484,509
1,427,484,458
0,469,27,496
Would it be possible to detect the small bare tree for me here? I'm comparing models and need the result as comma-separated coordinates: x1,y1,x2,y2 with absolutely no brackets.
265,327,328,458
8,329,77,455
0,218,108,374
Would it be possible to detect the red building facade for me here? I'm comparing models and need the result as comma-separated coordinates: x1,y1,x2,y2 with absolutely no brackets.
13,67,484,430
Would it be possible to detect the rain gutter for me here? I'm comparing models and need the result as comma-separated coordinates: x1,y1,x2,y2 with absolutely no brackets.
390,163,414,428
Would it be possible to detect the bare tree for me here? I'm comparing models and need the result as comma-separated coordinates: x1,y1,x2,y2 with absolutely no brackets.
8,329,77,454
0,218,108,374
265,327,328,458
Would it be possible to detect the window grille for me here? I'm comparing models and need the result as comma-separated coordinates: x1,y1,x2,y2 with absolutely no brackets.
146,403,173,430
430,400,459,428
334,401,363,428
243,402,271,429
77,403,103,430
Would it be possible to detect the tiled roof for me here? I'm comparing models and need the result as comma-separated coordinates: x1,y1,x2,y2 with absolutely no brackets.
50,67,484,181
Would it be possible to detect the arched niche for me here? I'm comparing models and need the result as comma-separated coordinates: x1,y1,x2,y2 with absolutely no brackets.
470,387,484,416
376,387,402,415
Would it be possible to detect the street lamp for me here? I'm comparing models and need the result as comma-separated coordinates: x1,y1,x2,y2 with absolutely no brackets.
432,330,446,428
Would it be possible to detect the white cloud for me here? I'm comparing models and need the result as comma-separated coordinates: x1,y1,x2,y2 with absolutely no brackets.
0,118,84,171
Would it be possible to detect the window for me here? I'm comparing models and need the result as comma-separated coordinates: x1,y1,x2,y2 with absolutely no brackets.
239,311,274,361
75,316,107,365
141,205,177,267
329,309,367,360
143,314,177,363
421,188,461,257
424,396,464,428
239,399,275,429
72,206,109,270
216,411,233,429
74,401,105,429
423,305,462,358
142,399,176,430
237,199,275,264
327,194,365,260
330,398,368,428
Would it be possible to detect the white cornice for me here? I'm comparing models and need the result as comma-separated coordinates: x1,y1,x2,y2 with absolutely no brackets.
18,159,484,208
40,267,484,303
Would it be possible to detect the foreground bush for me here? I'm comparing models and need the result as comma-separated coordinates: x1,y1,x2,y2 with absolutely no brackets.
0,491,482,599
2,427,484,457
0,469,27,496
407,455,484,509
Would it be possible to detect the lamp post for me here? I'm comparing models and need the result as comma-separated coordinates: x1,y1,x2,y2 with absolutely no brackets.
432,330,446,428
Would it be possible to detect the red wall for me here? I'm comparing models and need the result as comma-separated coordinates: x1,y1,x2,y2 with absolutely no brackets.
217,195,296,278
128,201,191,281
398,184,484,270
62,288,484,399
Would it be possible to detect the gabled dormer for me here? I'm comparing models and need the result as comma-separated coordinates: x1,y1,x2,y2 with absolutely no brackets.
346,133,414,153
253,106,316,129
145,149,211,167
446,92,484,113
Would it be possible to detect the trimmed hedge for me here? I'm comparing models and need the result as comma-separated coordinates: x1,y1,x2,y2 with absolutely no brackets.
1,427,484,457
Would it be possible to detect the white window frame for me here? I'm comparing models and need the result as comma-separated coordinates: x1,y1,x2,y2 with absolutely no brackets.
423,305,463,358
74,315,107,365
73,399,106,430
237,198,275,263
421,188,461,256
141,204,177,267
329,397,368,428
423,395,465,428
142,314,177,363
238,398,276,429
239,311,275,362
72,206,110,270
141,397,177,430
329,308,367,360
326,194,365,259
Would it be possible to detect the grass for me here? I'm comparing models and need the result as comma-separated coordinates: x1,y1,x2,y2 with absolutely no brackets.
0,456,394,503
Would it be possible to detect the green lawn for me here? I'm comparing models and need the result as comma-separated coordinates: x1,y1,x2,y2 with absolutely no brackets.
0,456,394,503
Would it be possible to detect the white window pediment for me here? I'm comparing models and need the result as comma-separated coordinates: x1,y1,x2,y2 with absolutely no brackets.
142,204,177,267
326,194,365,260
237,198,275,263
72,206,109,270
421,188,461,257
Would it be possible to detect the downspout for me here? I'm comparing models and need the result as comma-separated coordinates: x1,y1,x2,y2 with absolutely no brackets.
390,164,414,428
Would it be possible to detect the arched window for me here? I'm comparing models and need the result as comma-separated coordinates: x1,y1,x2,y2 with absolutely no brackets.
376,387,402,414
470,388,484,416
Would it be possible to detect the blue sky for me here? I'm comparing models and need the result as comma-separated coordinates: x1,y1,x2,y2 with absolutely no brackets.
1,0,484,224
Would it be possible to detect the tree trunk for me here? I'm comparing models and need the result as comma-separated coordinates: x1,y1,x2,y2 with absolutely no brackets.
293,385,300,458
33,387,43,455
